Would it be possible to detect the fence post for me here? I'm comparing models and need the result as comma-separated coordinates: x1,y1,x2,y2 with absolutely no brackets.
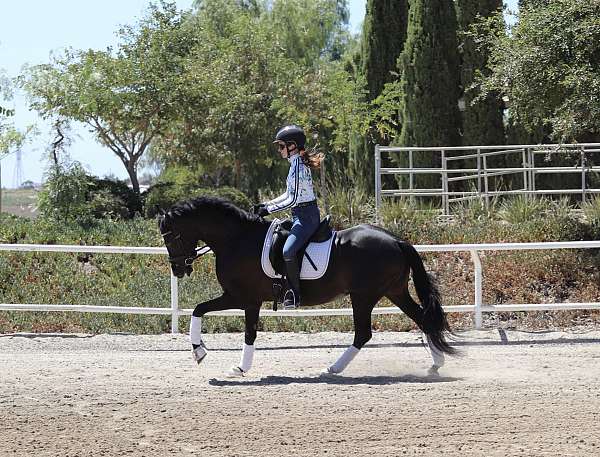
470,250,483,329
375,144,381,223
581,145,586,204
483,155,489,209
528,147,536,197
477,148,482,201
170,272,179,334
441,150,449,215
522,148,528,194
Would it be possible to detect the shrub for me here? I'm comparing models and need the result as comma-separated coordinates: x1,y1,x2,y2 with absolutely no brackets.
37,162,92,221
37,162,142,221
88,178,142,218
325,185,375,228
582,195,600,226
498,195,552,224
144,183,252,217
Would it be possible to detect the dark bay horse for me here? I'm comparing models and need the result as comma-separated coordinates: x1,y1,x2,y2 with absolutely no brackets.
158,196,455,377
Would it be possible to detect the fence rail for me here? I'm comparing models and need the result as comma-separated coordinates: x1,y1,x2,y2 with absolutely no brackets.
375,143,600,217
2,241,600,332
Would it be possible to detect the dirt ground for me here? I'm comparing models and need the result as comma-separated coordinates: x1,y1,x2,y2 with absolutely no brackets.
1,329,599,457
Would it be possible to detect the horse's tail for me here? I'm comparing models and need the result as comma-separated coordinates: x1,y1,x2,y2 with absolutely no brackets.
400,241,456,355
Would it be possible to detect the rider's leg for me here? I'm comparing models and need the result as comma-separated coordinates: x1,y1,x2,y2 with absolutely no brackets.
282,205,320,309
282,236,302,309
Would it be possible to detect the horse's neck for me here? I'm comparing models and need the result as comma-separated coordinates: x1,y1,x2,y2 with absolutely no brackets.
194,217,268,255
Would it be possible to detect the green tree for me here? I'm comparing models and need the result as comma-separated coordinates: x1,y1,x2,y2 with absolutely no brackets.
473,0,600,142
456,0,505,147
357,0,409,192
153,0,285,194
37,162,93,220
397,0,461,188
0,71,23,156
21,2,193,195
362,0,409,102
270,0,350,63
1,70,33,214
154,0,355,196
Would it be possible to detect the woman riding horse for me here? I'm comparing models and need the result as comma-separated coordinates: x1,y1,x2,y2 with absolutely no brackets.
254,125,324,310
158,195,455,378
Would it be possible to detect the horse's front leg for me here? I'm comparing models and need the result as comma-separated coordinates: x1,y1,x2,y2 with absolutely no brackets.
189,293,244,366
226,305,261,378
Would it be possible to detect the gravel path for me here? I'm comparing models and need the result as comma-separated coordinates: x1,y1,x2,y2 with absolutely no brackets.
1,329,600,456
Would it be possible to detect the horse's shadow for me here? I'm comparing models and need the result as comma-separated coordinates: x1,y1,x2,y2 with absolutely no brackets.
208,373,461,387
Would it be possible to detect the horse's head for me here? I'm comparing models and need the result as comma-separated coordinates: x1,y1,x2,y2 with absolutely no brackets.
157,208,197,278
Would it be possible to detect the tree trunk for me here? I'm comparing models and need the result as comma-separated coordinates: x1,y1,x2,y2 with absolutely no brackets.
125,161,140,195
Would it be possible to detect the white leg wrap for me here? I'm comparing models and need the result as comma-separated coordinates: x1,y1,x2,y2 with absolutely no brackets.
239,344,255,372
190,316,203,345
426,334,445,367
328,345,360,374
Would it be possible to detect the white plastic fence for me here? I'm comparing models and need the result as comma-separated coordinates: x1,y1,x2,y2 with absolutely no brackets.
1,241,600,332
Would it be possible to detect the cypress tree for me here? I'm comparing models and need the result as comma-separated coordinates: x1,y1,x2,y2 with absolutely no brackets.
457,0,505,147
362,0,409,101
398,0,461,188
357,0,409,192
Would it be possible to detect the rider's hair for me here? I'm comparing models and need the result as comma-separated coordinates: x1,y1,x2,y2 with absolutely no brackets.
299,146,324,170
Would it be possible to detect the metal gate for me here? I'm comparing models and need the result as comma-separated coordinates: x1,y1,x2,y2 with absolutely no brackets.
375,143,600,217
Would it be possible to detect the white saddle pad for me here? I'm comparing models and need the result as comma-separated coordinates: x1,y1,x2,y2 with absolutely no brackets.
261,219,335,280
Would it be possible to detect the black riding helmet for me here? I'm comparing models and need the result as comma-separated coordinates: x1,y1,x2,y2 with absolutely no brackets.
273,125,306,150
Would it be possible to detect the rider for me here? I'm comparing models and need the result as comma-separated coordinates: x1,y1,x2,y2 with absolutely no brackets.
254,125,323,309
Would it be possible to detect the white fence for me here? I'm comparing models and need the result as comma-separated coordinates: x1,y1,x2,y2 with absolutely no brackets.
1,241,600,333
375,143,600,217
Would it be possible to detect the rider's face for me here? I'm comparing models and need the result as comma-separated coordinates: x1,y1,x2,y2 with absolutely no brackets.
277,141,296,158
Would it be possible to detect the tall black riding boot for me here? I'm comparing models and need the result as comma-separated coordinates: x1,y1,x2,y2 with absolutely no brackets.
283,257,301,310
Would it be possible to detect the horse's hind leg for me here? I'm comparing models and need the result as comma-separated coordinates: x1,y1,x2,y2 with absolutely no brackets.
387,289,445,374
324,293,377,375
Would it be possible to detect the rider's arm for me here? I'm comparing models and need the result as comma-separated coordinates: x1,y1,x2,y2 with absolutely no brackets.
264,157,300,214
264,191,289,206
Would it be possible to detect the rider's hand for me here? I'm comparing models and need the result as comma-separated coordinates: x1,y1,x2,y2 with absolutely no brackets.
252,204,269,217
257,205,269,217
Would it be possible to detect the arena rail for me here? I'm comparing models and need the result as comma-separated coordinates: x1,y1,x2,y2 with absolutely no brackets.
1,240,600,333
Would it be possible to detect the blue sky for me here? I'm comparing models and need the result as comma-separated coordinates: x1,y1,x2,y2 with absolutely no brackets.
1,0,512,188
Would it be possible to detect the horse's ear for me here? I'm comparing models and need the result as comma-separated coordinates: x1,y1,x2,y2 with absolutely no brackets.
156,205,165,216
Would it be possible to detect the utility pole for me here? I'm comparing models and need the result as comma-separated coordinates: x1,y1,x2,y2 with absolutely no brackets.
13,149,23,189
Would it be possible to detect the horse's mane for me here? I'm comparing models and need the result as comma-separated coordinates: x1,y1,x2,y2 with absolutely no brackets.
166,196,261,225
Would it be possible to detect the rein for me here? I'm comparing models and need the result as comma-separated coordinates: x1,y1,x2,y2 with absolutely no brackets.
162,231,212,266
170,245,212,266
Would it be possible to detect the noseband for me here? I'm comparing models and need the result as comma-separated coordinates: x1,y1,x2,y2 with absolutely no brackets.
162,231,211,266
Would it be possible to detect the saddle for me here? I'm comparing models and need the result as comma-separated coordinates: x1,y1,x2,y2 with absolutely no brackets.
268,215,333,277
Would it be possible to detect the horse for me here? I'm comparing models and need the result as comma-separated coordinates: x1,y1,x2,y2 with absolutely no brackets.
158,196,455,377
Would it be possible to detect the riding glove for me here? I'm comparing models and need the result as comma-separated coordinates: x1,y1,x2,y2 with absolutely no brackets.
252,204,269,217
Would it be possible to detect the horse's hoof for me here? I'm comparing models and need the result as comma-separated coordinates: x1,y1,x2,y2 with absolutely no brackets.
427,365,440,376
192,346,208,365
226,366,245,378
320,367,340,376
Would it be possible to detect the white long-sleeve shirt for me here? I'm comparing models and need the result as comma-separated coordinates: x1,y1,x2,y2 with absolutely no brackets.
265,154,316,213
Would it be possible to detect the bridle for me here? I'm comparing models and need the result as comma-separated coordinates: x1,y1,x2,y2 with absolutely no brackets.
161,230,211,267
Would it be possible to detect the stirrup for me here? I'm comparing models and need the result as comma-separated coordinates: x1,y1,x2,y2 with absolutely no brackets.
282,289,300,310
